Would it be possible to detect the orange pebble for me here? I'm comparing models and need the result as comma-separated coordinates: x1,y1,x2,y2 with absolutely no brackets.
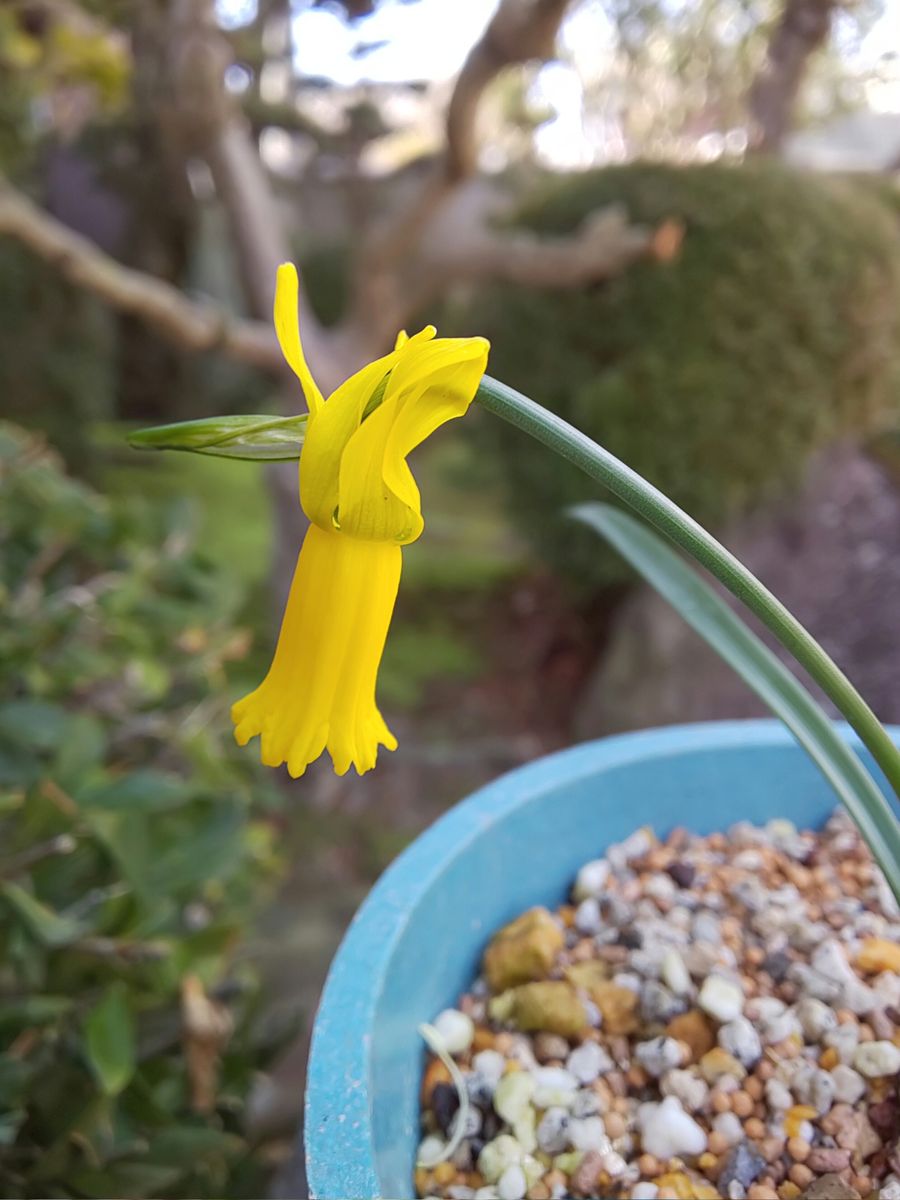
732,1091,754,1118
787,1137,810,1162
433,1162,456,1186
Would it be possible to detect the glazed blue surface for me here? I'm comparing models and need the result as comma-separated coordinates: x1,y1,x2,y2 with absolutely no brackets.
304,720,900,1199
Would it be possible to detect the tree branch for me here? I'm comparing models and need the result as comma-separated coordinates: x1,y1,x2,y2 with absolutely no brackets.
445,0,570,182
424,205,658,288
0,179,281,373
347,0,578,349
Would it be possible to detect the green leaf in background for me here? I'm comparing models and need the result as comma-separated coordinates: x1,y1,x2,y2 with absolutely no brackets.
83,983,136,1096
1,882,86,947
128,413,307,461
75,768,191,813
0,995,73,1035
573,502,900,897
0,700,71,752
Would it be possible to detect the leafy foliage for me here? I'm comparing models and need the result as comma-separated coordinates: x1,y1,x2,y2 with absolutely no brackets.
0,424,284,1199
465,162,900,588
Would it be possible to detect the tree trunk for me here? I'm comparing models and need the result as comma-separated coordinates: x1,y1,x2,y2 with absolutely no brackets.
749,0,838,153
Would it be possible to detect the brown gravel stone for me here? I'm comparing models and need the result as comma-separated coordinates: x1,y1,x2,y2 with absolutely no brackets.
483,907,565,992
666,1010,716,1061
806,1147,852,1173
533,1032,571,1062
590,981,639,1035
570,1151,604,1196
800,1174,861,1199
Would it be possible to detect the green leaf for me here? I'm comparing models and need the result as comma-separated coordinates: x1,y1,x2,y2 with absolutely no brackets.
573,502,900,895
128,413,307,461
0,700,71,752
0,995,73,1034
144,1125,244,1166
75,769,190,813
67,1162,183,1198
0,882,86,947
83,983,136,1097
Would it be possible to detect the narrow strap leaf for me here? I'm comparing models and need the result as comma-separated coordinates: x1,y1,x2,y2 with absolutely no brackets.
476,375,900,807
573,502,900,898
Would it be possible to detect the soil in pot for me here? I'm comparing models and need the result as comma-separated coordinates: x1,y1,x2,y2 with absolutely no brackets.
417,810,900,1200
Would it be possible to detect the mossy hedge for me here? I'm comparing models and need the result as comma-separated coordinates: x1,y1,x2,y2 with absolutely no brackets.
462,162,900,588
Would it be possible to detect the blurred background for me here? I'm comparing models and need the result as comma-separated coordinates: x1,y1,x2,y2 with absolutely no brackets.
1,0,900,1195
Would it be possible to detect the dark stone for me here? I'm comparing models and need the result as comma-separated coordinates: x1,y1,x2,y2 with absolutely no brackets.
480,1108,501,1143
618,928,643,950
431,1082,459,1134
762,950,792,983
717,1141,767,1192
868,1095,900,1140
666,861,696,888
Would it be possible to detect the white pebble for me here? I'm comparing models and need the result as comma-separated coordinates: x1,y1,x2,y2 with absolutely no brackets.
831,1064,866,1104
568,1115,608,1153
698,975,744,1023
765,1078,793,1111
418,1134,447,1165
574,897,602,934
823,1022,859,1063
631,1186,659,1200
433,1008,475,1055
493,1072,534,1124
475,1190,499,1200
879,1179,900,1200
536,1107,570,1155
712,1111,744,1147
718,1016,761,1067
660,1068,709,1113
497,1165,527,1200
661,949,692,997
571,1089,601,1118
573,858,610,900
854,1040,900,1078
567,1041,611,1084
532,1066,578,1109
473,1049,505,1086
794,996,838,1042
637,1095,708,1159
635,1036,683,1078
478,1135,523,1184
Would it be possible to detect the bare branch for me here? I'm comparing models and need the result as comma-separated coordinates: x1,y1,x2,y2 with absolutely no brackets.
424,206,660,288
445,0,570,182
348,0,579,348
0,179,281,373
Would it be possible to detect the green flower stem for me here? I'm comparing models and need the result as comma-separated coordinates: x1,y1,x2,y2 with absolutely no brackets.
476,374,900,804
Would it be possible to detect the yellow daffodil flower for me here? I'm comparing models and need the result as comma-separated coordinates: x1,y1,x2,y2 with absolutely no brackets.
232,264,489,778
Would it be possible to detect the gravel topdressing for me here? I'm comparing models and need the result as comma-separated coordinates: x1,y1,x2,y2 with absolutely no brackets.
416,811,900,1200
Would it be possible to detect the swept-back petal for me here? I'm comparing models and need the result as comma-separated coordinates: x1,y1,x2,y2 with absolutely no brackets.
336,334,489,543
299,326,436,531
274,263,324,415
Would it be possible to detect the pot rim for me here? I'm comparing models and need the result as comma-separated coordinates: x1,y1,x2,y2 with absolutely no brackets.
303,717,899,1198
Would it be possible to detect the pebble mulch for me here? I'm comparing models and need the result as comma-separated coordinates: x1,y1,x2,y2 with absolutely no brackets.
416,811,900,1200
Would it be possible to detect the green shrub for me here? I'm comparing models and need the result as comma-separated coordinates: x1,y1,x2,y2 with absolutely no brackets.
463,162,900,587
0,424,284,1199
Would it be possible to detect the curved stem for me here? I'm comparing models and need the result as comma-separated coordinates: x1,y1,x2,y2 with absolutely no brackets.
476,375,900,803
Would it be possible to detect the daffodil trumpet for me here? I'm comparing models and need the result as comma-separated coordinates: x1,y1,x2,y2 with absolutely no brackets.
231,264,489,778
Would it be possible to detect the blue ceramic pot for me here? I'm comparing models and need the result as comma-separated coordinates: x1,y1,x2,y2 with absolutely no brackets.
305,719,900,1199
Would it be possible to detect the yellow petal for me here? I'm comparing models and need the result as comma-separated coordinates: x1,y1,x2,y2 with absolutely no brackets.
231,523,400,777
274,263,323,415
336,334,489,543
